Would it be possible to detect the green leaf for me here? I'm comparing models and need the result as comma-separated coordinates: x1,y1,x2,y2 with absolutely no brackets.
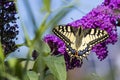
33,40,50,55
14,60,24,80
6,58,25,80
47,7,72,28
7,58,18,69
44,73,56,80
27,71,39,80
0,43,4,62
0,43,5,72
44,56,66,80
22,25,31,47
33,13,50,42
42,0,51,12
32,54,46,80
34,2,74,42
1,72,20,80
21,60,34,70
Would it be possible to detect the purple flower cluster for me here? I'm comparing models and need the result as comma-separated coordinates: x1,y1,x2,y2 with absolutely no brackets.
0,0,19,55
69,0,120,61
104,0,120,10
44,35,83,69
69,4,119,60
44,0,120,69
44,35,66,55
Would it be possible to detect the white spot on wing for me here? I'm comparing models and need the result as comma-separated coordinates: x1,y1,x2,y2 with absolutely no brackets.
67,26,71,32
90,29,94,34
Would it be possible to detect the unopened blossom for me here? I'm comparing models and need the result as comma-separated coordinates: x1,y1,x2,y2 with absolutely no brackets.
0,0,19,55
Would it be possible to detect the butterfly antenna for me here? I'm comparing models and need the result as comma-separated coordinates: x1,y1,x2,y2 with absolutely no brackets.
50,49,56,55
85,56,88,60
56,54,63,57
77,56,83,62
70,58,72,63
70,18,74,21
78,57,83,63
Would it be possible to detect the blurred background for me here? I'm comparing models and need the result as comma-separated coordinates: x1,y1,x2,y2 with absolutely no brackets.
7,0,120,80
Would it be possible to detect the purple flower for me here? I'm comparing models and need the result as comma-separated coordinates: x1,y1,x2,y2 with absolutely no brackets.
44,35,83,70
0,0,19,55
69,3,118,60
44,35,66,55
44,0,120,69
92,43,108,61
103,0,120,10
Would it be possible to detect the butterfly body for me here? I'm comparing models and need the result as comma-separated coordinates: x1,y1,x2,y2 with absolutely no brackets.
52,25,109,60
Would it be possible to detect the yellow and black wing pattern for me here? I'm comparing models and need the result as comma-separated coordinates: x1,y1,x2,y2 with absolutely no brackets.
52,25,109,60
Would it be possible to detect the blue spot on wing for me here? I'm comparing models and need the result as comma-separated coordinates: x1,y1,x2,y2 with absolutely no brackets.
67,45,90,56
78,45,90,56
78,51,83,56
67,45,76,55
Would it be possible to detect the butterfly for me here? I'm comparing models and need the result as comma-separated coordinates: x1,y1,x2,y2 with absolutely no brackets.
52,25,109,60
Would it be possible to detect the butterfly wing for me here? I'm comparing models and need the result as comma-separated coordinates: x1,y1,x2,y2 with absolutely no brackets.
77,28,109,58
53,25,80,57
83,28,109,47
52,25,109,60
52,25,78,45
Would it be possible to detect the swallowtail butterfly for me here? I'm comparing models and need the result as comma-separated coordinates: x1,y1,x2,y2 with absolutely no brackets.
52,25,109,60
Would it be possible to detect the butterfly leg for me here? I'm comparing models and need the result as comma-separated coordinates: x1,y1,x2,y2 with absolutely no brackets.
51,48,55,54
78,56,83,63
56,54,63,57
84,56,88,60
76,56,82,62
84,51,90,60
69,54,74,63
